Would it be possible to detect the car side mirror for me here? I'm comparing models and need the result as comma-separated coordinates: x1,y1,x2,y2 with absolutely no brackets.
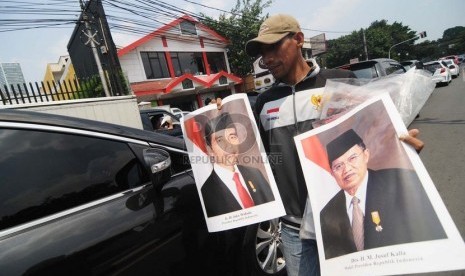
143,148,172,188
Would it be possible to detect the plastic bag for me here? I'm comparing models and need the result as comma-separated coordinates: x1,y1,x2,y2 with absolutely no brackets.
315,68,435,127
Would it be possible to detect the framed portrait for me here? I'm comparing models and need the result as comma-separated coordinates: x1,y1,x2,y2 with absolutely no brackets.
295,93,465,275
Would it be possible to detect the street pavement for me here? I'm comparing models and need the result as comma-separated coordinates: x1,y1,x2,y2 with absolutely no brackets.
408,66,465,276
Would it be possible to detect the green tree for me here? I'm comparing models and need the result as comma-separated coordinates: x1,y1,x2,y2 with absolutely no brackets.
324,20,417,68
440,26,465,54
413,40,441,61
199,0,272,77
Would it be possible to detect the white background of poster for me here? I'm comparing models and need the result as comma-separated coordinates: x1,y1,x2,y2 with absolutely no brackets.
294,93,465,275
181,93,285,232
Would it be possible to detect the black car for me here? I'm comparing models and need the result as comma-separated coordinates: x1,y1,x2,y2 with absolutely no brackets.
336,58,406,79
0,109,285,276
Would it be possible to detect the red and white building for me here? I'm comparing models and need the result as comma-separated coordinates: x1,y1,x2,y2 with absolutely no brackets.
118,15,242,111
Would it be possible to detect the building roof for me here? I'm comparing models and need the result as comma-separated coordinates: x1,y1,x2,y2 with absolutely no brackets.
131,71,242,96
117,14,228,57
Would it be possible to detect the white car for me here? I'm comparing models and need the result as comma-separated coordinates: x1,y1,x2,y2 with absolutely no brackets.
423,61,452,85
440,59,460,78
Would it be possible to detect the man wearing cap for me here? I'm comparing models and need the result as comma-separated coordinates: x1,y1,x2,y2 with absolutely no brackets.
320,129,446,259
245,13,357,276
201,112,275,217
245,14,426,276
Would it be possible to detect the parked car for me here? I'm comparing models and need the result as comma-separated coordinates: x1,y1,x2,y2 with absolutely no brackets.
336,58,406,79
458,54,465,64
423,61,452,86
169,107,190,119
174,111,190,120
400,60,424,70
0,109,285,276
440,59,460,78
439,55,459,65
458,56,464,64
139,108,183,137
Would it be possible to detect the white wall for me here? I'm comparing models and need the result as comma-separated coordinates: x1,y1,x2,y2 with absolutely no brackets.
3,96,143,129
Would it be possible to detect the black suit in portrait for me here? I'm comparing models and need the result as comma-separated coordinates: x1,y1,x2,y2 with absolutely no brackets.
320,168,447,259
201,165,275,217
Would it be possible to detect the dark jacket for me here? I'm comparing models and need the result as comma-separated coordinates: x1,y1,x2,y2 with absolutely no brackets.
320,168,447,259
201,165,275,217
253,68,356,226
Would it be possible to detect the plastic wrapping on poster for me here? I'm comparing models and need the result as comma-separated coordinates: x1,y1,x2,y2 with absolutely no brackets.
314,68,435,128
300,68,435,239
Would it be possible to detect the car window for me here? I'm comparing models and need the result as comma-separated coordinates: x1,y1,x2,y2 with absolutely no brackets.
351,66,377,78
148,113,180,130
441,60,454,67
424,63,441,74
383,61,405,75
401,63,413,71
0,128,150,231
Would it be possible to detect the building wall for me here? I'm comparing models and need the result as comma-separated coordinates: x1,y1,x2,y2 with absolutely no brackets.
0,63,26,89
119,24,229,84
42,56,78,99
119,50,148,83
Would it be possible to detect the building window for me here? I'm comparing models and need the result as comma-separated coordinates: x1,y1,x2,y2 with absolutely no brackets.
171,52,205,77
206,52,227,73
182,79,194,89
180,21,197,36
219,76,228,85
141,52,170,79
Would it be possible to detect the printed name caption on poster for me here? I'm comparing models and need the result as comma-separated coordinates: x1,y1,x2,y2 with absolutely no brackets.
222,211,258,225
345,250,423,270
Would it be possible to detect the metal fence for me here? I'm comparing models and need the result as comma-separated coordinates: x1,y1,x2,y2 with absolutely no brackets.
0,73,131,105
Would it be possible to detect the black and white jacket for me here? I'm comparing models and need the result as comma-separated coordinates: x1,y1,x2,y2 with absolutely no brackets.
253,67,356,230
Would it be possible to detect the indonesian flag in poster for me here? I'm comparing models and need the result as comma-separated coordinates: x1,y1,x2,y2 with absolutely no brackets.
300,134,340,209
183,116,213,186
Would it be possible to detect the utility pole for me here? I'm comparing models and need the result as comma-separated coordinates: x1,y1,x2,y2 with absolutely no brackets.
79,0,111,97
362,29,369,61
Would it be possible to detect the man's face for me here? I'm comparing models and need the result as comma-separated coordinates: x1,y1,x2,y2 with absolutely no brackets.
208,127,239,168
259,34,301,81
331,145,369,196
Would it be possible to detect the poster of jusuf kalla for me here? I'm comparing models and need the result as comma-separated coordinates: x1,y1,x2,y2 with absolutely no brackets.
181,93,285,232
294,94,465,275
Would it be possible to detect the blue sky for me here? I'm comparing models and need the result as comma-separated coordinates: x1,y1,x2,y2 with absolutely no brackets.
1,0,463,82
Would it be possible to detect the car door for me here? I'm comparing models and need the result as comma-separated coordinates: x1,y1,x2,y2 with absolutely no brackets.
0,124,197,275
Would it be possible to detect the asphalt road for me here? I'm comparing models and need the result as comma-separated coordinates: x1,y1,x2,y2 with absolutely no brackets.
407,67,465,276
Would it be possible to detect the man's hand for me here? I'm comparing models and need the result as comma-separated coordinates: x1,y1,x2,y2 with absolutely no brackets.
400,128,424,153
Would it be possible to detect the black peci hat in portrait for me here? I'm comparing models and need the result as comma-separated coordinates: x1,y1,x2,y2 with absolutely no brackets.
326,129,364,165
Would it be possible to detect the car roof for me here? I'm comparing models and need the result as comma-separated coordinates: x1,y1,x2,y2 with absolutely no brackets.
139,108,174,114
400,60,419,64
0,108,186,150
336,58,400,69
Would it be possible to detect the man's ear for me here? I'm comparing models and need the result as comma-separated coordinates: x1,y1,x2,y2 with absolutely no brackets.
363,148,370,163
295,32,305,47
